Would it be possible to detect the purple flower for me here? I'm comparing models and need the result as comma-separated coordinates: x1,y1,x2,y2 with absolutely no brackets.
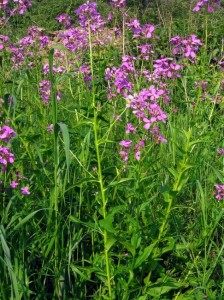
143,102,167,129
193,0,221,12
10,181,19,188
56,13,71,29
43,63,66,75
110,0,126,8
27,26,43,39
9,44,25,69
39,35,50,49
39,80,51,104
170,34,202,62
74,1,106,32
219,61,224,72
119,150,129,163
105,56,137,97
214,184,224,200
125,123,136,134
137,44,154,60
141,24,155,39
19,36,35,47
217,149,224,155
21,186,30,195
60,27,89,52
0,0,9,10
47,124,54,132
126,20,155,40
153,57,182,79
0,147,14,171
1,0,31,16
150,126,167,144
0,35,10,51
119,139,132,148
194,81,208,90
0,126,16,142
56,91,61,101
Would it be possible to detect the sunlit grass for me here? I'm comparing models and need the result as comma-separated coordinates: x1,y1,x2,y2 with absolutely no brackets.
0,0,224,299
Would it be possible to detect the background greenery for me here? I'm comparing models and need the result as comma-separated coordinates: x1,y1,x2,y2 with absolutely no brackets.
0,0,224,299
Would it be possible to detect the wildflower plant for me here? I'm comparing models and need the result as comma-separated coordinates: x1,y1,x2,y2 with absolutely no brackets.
0,0,224,299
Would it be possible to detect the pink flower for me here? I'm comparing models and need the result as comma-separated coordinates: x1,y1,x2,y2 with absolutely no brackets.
214,184,224,200
10,181,19,188
125,123,136,134
217,149,224,155
0,126,16,142
119,139,132,148
110,0,126,8
47,124,54,132
21,186,30,195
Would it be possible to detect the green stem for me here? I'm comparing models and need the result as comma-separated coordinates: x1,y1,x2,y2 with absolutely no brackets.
88,24,112,297
143,131,192,293
49,49,60,295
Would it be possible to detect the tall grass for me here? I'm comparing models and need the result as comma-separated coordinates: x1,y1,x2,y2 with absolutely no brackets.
0,0,224,299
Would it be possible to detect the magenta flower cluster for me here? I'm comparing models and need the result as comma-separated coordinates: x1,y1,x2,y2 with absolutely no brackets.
126,88,167,129
110,0,126,9
214,184,224,200
60,27,89,53
126,19,155,39
0,125,16,142
39,80,61,104
43,63,66,76
39,80,51,104
105,55,136,97
0,146,14,172
217,148,224,155
56,13,71,29
0,107,30,195
0,0,31,16
0,123,15,173
9,25,50,69
170,35,202,62
74,1,106,32
137,44,154,61
0,35,10,51
118,87,168,163
193,0,221,12
153,57,182,79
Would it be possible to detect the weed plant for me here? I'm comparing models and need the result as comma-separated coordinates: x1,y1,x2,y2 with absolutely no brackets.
0,0,224,299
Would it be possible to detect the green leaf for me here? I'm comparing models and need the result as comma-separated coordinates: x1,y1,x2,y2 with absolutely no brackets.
8,209,43,233
107,178,135,187
52,44,68,52
158,237,175,255
44,232,56,258
98,139,115,145
168,167,178,179
105,235,116,251
70,264,89,281
65,178,98,192
99,214,115,233
69,216,99,232
58,122,71,176
0,225,20,299
134,241,157,269
146,277,185,297
121,242,136,257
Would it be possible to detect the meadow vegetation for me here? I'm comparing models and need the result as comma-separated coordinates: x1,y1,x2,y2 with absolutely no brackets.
0,0,224,299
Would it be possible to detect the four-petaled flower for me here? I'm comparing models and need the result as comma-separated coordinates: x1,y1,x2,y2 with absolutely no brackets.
21,186,30,195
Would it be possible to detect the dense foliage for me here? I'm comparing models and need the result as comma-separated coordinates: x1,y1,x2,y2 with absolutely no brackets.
0,0,224,299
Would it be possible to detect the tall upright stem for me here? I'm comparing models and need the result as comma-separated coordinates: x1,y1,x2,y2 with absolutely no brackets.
49,49,60,295
88,25,112,297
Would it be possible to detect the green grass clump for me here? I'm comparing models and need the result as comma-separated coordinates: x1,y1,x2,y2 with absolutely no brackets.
0,0,224,299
